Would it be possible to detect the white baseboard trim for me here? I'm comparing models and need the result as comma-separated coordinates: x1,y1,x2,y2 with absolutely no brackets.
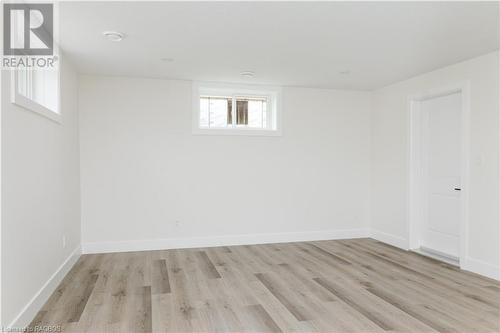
8,245,82,329
370,229,409,250
82,228,370,254
462,257,500,281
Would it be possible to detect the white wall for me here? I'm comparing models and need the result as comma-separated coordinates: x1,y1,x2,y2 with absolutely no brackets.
79,76,371,252
371,51,499,279
1,57,81,327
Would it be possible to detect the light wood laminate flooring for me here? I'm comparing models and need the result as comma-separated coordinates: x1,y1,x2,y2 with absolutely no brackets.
29,238,500,332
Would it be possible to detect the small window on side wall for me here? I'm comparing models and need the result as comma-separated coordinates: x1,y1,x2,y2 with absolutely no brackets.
8,4,61,123
12,65,60,123
11,62,61,122
193,82,282,136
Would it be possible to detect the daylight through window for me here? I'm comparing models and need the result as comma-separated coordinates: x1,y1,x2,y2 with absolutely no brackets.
194,84,281,135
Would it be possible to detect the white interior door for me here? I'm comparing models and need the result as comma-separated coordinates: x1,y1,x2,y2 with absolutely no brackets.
420,92,462,259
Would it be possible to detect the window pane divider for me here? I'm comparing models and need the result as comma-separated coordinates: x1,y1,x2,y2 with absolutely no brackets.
231,94,236,128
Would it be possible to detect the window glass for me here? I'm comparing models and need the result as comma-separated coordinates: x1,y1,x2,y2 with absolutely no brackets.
236,97,267,128
200,96,232,128
16,68,58,113
200,96,268,129
195,84,280,135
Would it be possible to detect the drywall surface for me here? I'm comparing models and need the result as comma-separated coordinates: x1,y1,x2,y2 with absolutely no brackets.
371,51,499,278
79,76,371,251
1,58,81,326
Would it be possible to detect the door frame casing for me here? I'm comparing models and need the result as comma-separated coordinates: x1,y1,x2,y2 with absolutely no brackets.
407,81,471,268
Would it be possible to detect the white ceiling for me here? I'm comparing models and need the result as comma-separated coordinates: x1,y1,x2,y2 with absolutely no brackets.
60,1,499,90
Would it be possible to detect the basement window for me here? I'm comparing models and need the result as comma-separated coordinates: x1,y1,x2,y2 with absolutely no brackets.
193,82,282,136
12,66,60,123
8,7,61,123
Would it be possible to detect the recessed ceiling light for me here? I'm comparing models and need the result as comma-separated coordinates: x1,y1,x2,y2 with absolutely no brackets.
160,57,175,62
339,70,351,75
240,71,255,78
102,31,124,42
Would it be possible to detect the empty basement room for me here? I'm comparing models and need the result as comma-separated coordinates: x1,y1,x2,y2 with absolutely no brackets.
1,1,499,332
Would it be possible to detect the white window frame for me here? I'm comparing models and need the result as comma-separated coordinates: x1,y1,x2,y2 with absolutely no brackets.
10,59,62,124
9,2,61,124
192,82,282,136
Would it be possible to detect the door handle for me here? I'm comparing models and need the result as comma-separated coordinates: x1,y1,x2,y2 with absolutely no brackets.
454,188,461,191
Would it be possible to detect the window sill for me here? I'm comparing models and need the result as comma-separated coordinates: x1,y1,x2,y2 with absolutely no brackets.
10,71,61,124
11,91,62,124
192,128,282,137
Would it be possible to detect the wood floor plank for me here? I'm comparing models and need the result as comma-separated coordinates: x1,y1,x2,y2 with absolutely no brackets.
152,259,171,294
277,263,335,302
67,274,99,323
255,273,310,321
306,243,352,265
28,239,500,333
151,293,174,332
74,291,107,333
196,251,222,279
366,285,458,333
30,310,47,328
221,246,232,253
313,277,393,331
130,286,152,333
168,250,203,332
244,304,283,333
